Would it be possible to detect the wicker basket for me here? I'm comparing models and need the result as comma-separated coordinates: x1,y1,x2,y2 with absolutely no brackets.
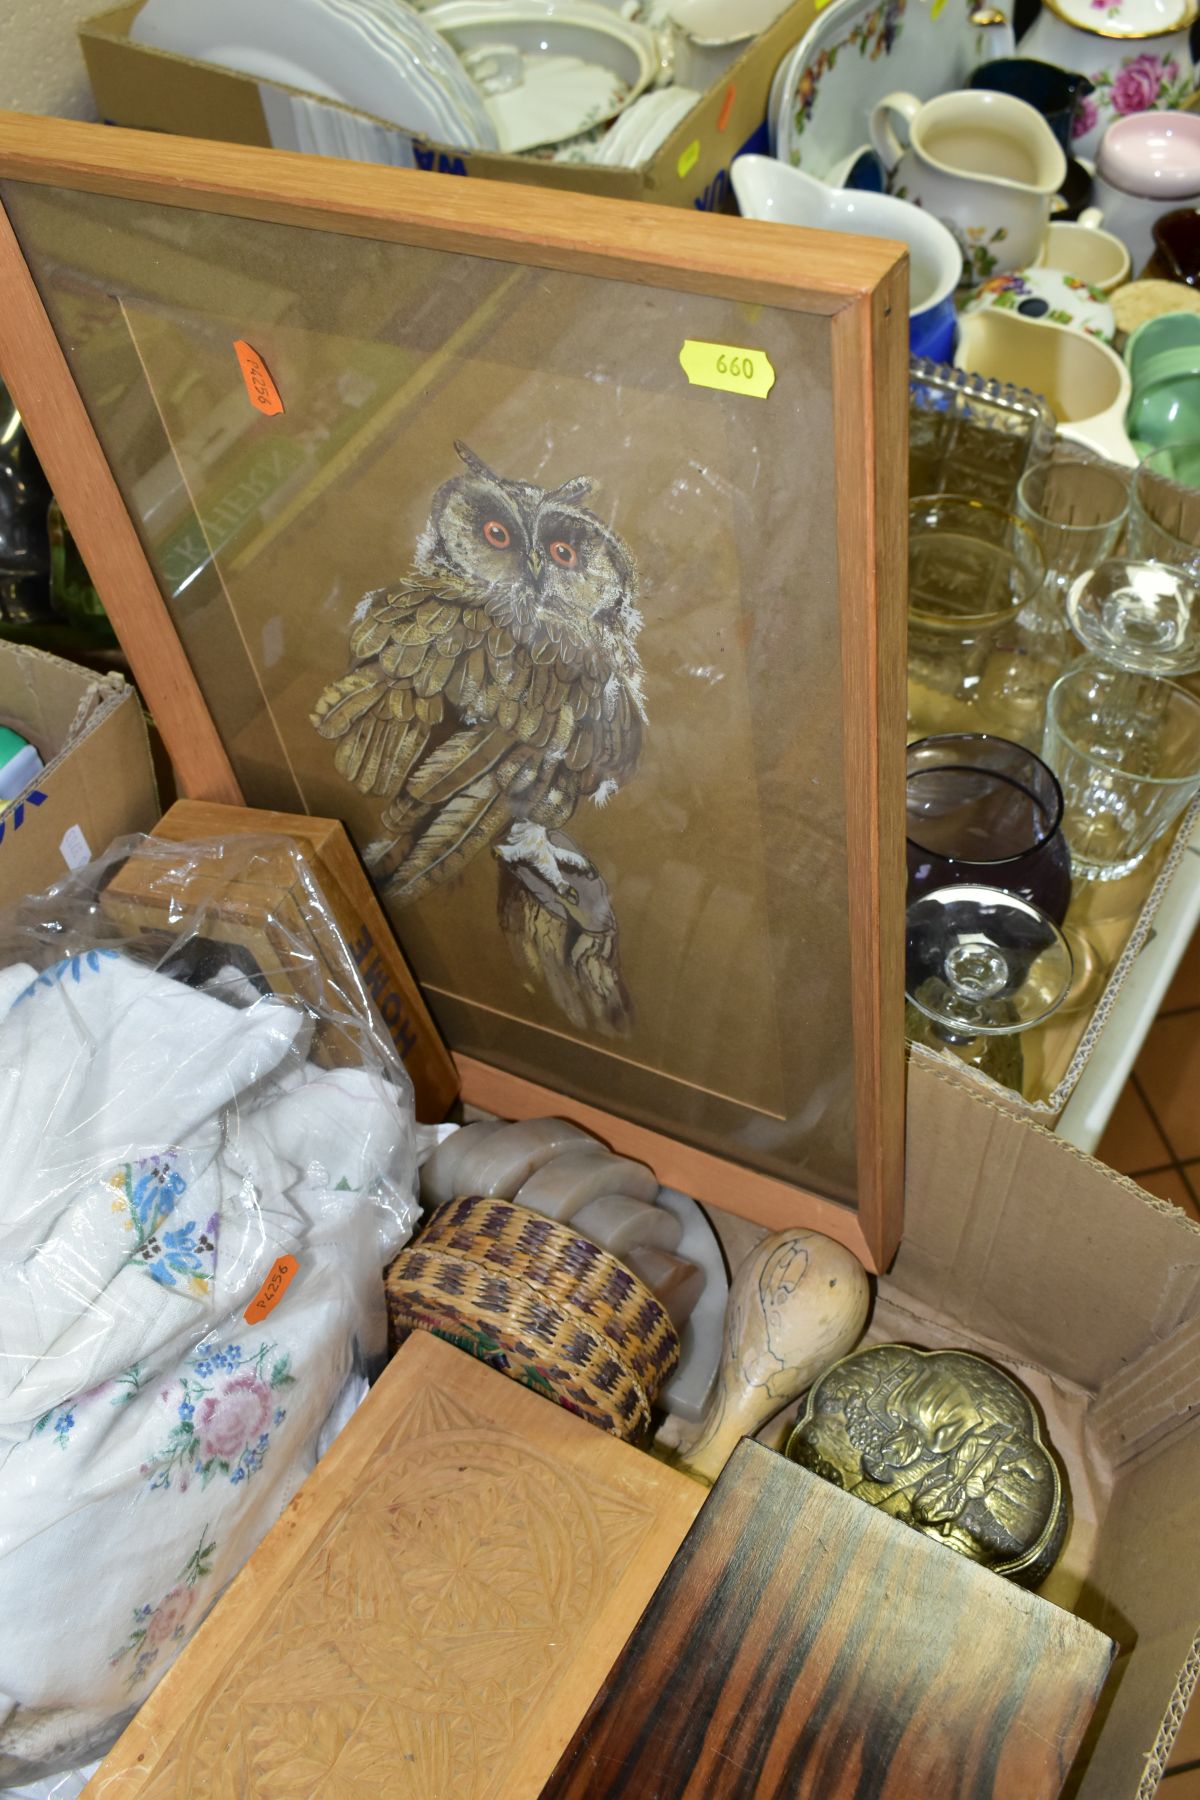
385,1196,682,1439
415,1194,680,1391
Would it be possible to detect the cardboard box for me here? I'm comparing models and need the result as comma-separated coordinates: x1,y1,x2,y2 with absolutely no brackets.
462,1049,1200,1794
79,0,814,211
0,640,159,906
762,1051,1200,1797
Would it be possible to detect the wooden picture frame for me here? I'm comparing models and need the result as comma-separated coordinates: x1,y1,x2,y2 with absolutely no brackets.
0,113,906,1270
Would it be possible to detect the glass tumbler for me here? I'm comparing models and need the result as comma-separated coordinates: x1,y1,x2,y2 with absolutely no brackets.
905,884,1074,1094
974,455,1129,744
1129,442,1200,580
906,733,1073,923
1043,663,1200,879
908,495,1046,735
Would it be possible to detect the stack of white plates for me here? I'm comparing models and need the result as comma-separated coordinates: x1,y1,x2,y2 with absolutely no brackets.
131,0,499,148
594,84,702,167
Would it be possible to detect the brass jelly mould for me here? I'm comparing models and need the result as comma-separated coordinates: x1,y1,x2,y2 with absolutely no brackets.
785,1343,1067,1588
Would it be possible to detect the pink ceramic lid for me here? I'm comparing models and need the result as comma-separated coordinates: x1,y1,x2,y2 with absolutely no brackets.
1098,112,1200,199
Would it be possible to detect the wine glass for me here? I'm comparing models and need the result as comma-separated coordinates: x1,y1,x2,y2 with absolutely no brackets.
1062,559,1200,781
974,454,1129,746
905,885,1074,1094
1067,559,1200,680
908,496,1046,736
906,733,1072,924
1128,442,1200,580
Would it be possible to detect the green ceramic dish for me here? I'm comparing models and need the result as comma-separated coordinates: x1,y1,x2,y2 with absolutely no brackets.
1126,312,1200,454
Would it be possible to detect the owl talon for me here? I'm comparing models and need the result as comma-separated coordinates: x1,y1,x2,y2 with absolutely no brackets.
497,822,591,893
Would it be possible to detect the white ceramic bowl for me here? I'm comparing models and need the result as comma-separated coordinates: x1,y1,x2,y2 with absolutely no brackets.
666,0,790,40
1093,111,1200,274
426,0,656,151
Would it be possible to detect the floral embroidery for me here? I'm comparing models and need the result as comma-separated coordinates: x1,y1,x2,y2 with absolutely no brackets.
109,1526,215,1691
15,948,119,1003
32,1405,76,1448
109,1153,219,1296
111,1363,146,1406
142,1339,295,1493
29,1361,148,1451
790,0,906,153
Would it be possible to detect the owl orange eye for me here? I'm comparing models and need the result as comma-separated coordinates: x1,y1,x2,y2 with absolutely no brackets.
483,519,511,548
549,540,577,568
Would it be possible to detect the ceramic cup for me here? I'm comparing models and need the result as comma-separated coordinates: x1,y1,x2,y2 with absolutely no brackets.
1125,311,1200,452
870,89,1067,285
730,155,963,362
956,308,1136,463
1093,110,1200,276
1035,209,1132,294
967,56,1095,154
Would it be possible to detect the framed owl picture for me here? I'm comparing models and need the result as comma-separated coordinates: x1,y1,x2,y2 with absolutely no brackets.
0,113,907,1270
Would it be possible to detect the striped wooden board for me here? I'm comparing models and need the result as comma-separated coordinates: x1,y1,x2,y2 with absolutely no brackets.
541,1440,1115,1800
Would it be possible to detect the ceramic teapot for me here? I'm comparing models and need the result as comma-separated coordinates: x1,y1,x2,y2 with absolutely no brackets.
1018,0,1196,161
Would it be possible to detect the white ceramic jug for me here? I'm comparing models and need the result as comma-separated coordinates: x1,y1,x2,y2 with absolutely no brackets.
871,88,1066,285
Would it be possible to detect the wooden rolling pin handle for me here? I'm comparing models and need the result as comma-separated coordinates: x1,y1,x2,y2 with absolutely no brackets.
678,1228,870,1486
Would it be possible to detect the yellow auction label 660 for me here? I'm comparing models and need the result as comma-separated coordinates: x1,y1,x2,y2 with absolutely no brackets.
679,340,777,400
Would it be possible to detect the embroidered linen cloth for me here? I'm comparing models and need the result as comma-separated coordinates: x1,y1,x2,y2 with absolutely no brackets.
0,951,419,1785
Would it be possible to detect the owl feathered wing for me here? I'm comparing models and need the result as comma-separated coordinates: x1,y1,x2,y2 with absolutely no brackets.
312,581,643,903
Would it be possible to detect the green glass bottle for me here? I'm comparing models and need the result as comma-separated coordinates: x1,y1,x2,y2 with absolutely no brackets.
48,499,117,646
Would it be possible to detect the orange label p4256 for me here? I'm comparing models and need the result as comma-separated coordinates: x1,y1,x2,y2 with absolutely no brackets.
234,339,285,416
245,1255,299,1324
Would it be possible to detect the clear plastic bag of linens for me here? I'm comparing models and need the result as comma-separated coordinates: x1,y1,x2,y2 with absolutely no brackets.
0,831,421,1786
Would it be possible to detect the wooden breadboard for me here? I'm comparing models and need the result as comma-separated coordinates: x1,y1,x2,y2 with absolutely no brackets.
87,1333,704,1798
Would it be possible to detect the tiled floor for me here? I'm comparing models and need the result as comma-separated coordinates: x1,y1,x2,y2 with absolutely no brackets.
1095,928,1200,1789
1097,927,1200,1225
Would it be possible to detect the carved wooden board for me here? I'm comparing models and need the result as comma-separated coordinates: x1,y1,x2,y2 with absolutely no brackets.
542,1441,1115,1800
87,1334,703,1798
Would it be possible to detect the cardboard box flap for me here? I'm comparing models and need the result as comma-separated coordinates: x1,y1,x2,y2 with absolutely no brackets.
1072,1426,1200,1799
1092,1314,1200,1472
902,1053,1200,1392
0,641,123,770
0,642,158,910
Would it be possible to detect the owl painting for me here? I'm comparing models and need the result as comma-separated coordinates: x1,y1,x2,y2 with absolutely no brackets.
312,443,647,1036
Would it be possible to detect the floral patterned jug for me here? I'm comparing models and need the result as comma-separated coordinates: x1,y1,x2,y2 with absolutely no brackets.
1018,0,1196,160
